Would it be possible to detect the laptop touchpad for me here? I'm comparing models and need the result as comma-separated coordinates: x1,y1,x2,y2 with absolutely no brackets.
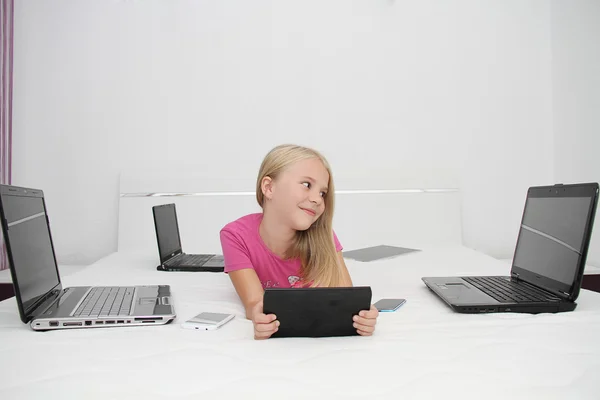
139,297,158,305
438,282,469,289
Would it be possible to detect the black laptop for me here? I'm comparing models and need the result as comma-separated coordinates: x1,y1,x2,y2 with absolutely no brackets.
152,203,224,272
263,287,372,337
422,182,599,314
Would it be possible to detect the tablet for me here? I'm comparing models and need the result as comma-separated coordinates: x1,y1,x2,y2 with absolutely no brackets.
342,245,420,262
263,286,372,338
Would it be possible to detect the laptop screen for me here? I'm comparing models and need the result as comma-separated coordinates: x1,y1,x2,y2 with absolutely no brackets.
513,184,597,294
0,187,61,315
153,204,182,261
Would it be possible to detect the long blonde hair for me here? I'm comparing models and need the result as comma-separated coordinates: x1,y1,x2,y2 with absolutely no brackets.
256,144,344,287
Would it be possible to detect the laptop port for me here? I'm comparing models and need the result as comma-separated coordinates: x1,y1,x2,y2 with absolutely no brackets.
49,321,58,327
63,322,83,326
95,321,104,325
105,320,115,324
85,321,92,326
117,320,124,324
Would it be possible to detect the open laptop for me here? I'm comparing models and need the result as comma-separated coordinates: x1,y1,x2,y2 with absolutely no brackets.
152,203,224,272
422,182,599,314
0,184,176,330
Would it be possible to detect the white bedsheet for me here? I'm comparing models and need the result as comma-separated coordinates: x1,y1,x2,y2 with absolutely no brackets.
1,245,599,400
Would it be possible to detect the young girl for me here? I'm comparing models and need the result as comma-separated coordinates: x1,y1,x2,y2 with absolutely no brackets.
219,144,379,339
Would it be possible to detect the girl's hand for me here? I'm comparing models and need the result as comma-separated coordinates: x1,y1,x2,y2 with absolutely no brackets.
353,304,379,336
251,301,279,340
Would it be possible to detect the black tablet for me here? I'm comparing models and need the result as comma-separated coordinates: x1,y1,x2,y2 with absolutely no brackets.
263,286,372,338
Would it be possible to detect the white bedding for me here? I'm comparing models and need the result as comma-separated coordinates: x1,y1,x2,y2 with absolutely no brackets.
1,245,599,400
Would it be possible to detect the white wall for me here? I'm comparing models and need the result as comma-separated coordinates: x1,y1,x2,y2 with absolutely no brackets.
12,0,554,265
551,0,600,266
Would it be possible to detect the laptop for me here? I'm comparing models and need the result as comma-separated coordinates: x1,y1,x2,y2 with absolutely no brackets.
0,184,176,330
152,203,224,272
263,287,372,337
422,182,599,314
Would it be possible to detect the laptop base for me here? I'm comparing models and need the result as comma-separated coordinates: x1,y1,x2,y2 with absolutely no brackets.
29,284,176,331
422,276,577,314
157,264,224,272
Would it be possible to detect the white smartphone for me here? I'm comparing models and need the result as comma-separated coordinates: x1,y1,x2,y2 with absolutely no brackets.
181,312,235,331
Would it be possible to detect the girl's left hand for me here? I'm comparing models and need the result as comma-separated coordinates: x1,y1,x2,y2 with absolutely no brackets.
353,304,379,336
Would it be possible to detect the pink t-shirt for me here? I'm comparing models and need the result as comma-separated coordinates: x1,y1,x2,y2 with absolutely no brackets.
219,213,343,289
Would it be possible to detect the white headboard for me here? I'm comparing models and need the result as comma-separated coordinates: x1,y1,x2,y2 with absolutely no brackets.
117,168,462,256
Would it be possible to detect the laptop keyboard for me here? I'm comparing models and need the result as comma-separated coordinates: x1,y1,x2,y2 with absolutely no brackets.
73,287,135,317
462,276,561,303
164,254,213,267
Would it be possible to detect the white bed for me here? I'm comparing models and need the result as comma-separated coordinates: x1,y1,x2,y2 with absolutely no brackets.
1,172,599,399
1,246,599,399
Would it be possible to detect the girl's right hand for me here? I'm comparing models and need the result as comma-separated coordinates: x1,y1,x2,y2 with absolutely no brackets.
251,301,279,340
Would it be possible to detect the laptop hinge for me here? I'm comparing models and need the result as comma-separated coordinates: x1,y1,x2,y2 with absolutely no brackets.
31,288,65,319
511,272,520,281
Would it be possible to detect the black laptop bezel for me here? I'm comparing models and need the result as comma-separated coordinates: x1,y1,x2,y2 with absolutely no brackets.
0,184,63,323
263,286,372,338
510,182,599,302
152,203,184,265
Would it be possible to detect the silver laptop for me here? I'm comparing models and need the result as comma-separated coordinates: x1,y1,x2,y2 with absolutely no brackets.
0,184,176,330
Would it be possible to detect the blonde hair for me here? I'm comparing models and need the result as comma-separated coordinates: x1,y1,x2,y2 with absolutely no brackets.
256,144,343,287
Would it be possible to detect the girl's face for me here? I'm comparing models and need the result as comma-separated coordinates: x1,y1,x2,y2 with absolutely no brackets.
264,158,329,231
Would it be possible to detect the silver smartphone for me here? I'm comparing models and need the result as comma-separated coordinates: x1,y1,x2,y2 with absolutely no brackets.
181,312,235,330
373,298,406,312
